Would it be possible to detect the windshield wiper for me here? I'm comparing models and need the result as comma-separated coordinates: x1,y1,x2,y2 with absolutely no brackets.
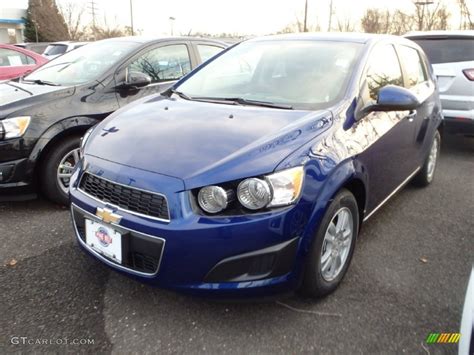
22,79,60,86
162,90,293,110
162,87,193,100
5,82,33,95
191,97,293,110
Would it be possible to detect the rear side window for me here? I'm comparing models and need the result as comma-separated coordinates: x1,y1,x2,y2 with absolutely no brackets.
43,44,67,56
0,48,35,66
398,45,427,88
197,44,224,62
365,44,403,101
411,38,474,64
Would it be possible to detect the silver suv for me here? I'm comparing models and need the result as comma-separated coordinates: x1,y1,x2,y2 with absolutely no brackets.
406,31,474,136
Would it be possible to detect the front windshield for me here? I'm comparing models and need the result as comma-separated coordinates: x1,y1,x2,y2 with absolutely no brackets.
25,41,139,86
177,40,362,110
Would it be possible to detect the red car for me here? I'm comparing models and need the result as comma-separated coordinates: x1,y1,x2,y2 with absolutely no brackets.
0,44,48,81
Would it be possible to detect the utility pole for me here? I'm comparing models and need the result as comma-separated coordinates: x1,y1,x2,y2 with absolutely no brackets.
129,0,134,35
33,20,38,43
328,0,333,32
303,0,308,32
169,16,175,36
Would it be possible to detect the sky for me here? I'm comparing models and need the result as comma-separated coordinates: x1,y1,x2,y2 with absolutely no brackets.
4,0,465,36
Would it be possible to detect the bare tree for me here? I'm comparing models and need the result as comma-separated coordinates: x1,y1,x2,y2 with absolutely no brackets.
275,16,304,33
360,3,449,35
90,16,132,40
336,15,355,32
59,1,86,40
413,1,451,31
458,0,474,29
390,10,416,35
361,8,391,33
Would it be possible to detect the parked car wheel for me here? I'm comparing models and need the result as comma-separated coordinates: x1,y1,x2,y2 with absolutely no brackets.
40,136,81,205
413,130,441,187
300,189,359,298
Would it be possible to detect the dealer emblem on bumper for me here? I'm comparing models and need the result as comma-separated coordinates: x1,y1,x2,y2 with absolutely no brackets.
96,207,122,224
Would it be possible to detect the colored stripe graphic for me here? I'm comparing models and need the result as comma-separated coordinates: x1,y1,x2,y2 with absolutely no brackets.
426,333,460,344
426,333,439,344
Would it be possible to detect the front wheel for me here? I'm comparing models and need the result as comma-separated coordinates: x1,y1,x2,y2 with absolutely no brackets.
300,189,359,298
413,130,441,187
40,136,81,205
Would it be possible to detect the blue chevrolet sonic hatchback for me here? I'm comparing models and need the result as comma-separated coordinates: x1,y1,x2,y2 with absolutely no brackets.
70,33,442,298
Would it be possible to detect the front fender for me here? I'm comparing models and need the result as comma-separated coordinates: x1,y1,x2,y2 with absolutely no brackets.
29,116,100,163
298,158,368,254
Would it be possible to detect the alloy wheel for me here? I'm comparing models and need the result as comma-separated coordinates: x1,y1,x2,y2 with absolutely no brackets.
320,207,354,282
57,148,80,194
426,135,439,182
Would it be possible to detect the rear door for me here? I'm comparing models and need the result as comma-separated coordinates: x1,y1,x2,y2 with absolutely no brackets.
114,41,194,107
193,42,226,63
409,36,474,120
396,44,438,168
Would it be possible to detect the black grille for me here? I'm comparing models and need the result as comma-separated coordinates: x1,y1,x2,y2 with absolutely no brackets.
79,173,169,221
131,252,159,273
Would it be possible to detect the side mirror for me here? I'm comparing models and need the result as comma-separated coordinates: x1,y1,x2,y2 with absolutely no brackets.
358,85,420,119
376,85,420,111
123,71,151,88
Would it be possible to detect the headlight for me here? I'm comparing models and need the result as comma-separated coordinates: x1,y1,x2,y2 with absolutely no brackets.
197,166,304,214
0,116,31,139
198,186,233,214
237,178,272,210
80,127,94,157
266,166,304,207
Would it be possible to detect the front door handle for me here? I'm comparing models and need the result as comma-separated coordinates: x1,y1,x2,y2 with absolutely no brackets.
406,110,416,122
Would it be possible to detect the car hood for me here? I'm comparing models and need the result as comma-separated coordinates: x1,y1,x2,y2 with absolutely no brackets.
86,96,333,189
0,81,74,117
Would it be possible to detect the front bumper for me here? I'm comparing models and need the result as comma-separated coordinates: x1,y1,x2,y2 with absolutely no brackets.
0,137,36,192
70,156,311,297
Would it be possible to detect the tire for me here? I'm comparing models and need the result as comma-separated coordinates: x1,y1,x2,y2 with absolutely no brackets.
40,136,82,205
413,130,441,187
300,189,359,298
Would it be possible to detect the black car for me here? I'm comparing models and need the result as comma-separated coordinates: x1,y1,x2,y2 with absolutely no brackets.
0,36,227,204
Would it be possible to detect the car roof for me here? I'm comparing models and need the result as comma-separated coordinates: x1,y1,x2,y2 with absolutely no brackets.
96,36,227,46
405,30,474,39
0,43,47,60
247,32,401,44
47,41,74,45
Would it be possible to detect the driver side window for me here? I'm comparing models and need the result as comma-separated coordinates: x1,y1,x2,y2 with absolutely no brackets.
128,44,191,83
364,45,403,103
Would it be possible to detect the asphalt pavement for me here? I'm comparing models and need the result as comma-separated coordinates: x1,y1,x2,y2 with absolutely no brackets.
0,134,472,354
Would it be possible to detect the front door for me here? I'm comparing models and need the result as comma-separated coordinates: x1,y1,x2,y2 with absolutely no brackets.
114,42,193,107
358,43,418,211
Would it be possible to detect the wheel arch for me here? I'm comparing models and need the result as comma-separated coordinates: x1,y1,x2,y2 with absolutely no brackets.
341,177,367,228
30,116,100,178
301,158,369,252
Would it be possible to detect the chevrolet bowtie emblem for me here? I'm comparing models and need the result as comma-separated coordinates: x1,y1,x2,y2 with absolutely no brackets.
96,207,122,224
